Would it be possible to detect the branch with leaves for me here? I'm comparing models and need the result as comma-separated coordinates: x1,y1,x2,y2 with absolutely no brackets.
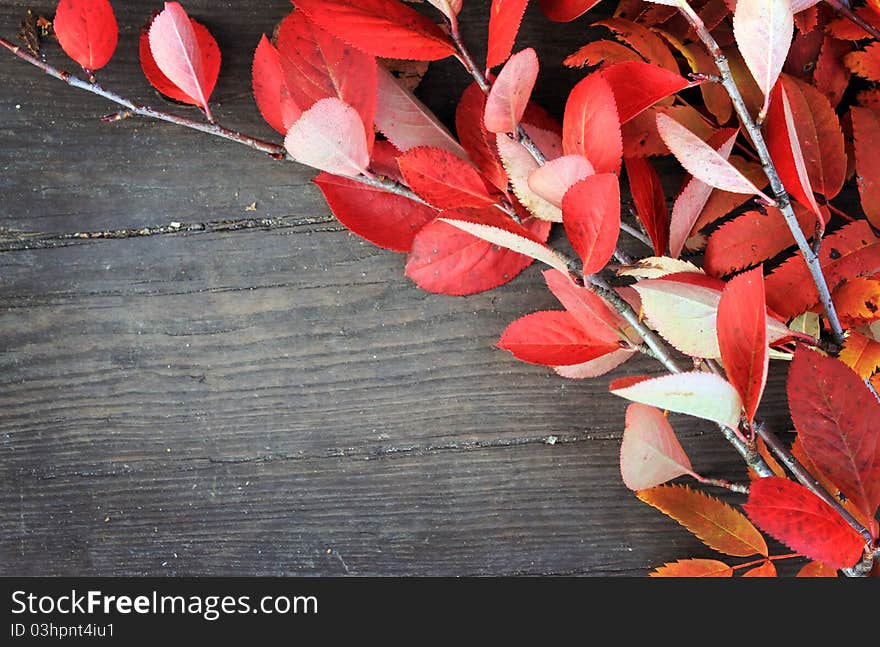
3,0,879,577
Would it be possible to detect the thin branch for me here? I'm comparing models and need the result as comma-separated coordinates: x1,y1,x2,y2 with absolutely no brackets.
619,222,654,249
823,0,880,40
675,2,845,346
696,477,749,494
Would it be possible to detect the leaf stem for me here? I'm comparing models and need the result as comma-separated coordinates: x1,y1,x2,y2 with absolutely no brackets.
675,1,845,346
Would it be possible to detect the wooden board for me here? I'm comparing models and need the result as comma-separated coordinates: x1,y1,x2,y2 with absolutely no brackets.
0,0,812,576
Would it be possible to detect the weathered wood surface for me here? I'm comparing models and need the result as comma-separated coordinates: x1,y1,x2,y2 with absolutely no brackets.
0,0,804,576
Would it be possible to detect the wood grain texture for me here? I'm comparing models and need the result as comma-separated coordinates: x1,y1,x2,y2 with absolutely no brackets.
0,0,821,576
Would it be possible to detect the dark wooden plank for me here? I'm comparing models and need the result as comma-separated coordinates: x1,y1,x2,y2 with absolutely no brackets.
0,0,801,576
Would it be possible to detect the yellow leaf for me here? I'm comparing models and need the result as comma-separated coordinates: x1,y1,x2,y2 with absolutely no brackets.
839,331,880,379
832,277,880,322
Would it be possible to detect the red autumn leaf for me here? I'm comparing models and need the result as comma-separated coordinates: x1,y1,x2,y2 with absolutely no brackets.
498,310,622,366
839,332,880,381
742,561,777,577
251,35,301,135
669,130,738,260
148,3,219,120
54,0,118,71
284,98,370,177
766,76,846,202
398,147,496,209
484,48,539,134
620,405,696,491
851,106,880,230
562,72,622,174
788,346,880,522
593,18,678,72
744,477,865,570
293,0,455,61
650,559,733,577
827,5,880,40
538,0,602,22
405,214,551,295
703,204,818,278
814,37,853,108
543,270,627,343
624,157,668,256
717,267,768,423
456,83,508,191
275,10,377,149
563,174,620,275
797,561,838,577
600,61,692,125
765,221,880,318
486,0,530,69
314,142,436,252
563,40,643,68
376,65,468,159
140,10,220,111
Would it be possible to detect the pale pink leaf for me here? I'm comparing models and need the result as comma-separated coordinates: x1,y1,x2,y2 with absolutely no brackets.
669,131,737,259
778,84,823,219
375,65,468,159
437,214,571,274
521,124,564,161
657,113,770,199
426,0,463,21
733,0,794,119
284,98,370,177
611,372,744,429
527,154,595,207
485,48,539,134
149,2,214,119
554,347,636,379
620,403,697,491
633,278,792,359
497,134,562,221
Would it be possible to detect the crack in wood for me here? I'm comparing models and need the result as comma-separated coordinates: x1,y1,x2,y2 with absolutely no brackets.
0,214,341,251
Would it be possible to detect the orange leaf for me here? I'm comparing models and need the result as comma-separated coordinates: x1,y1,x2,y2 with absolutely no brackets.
839,332,880,380
797,561,838,577
742,560,777,577
637,484,768,557
833,277,880,323
650,558,733,577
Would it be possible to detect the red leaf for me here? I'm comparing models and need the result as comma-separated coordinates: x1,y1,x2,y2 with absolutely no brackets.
487,0,530,69
148,3,218,120
852,106,880,230
485,49,539,134
563,174,621,275
788,346,880,522
314,143,437,252
765,221,880,318
377,65,468,159
600,61,692,125
650,559,733,577
284,98,370,177
456,83,508,191
293,0,455,61
251,35,301,135
498,311,622,366
275,10,377,148
717,267,768,423
744,477,865,570
543,269,626,344
624,157,668,256
538,0,602,22
814,37,853,108
704,205,818,278
54,0,118,71
562,72,622,174
405,214,551,295
140,11,220,110
398,147,496,209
